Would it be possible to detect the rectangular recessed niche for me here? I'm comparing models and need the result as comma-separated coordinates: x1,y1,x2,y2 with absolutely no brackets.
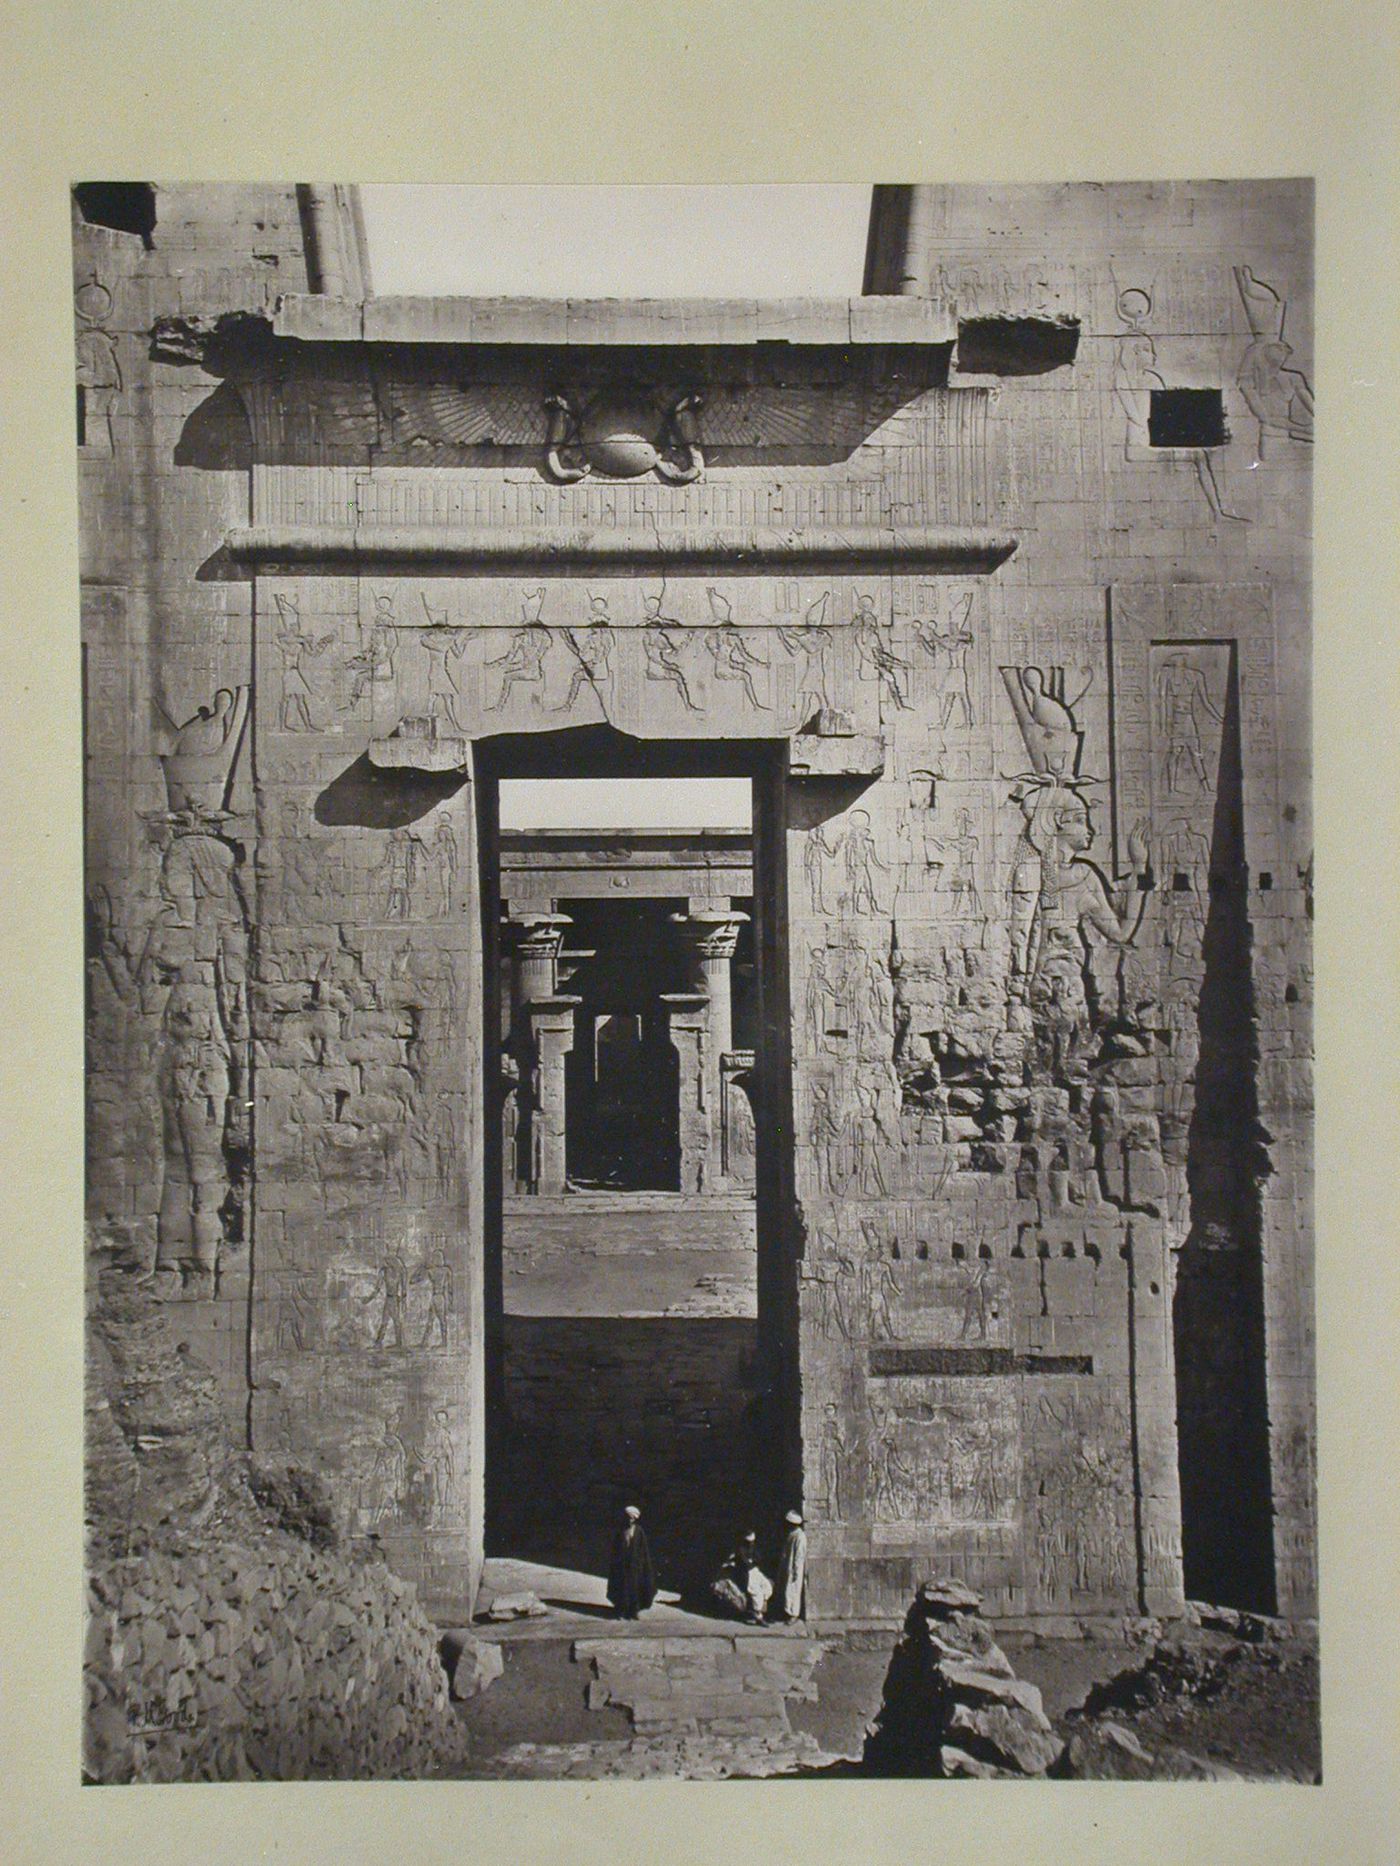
1149,388,1229,448
869,1347,1093,1377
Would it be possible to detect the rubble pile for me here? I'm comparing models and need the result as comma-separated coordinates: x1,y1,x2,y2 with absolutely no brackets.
863,1580,1064,1778
84,1258,472,1783
83,1544,471,1782
1057,1613,1321,1781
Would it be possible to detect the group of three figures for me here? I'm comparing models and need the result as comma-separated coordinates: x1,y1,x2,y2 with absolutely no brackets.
605,1505,809,1624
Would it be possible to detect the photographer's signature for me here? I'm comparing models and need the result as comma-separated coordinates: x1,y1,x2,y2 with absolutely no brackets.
129,1699,197,1733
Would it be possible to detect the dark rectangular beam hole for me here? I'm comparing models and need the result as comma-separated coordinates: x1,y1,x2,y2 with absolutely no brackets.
1149,388,1228,448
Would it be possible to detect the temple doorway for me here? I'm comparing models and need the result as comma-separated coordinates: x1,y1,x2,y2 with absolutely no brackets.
475,735,795,1604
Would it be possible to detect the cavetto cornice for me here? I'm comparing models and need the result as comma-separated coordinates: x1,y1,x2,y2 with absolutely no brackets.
271,294,963,347
224,521,1018,575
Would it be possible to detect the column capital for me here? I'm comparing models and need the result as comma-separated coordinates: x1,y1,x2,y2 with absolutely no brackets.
669,909,749,963
503,910,573,960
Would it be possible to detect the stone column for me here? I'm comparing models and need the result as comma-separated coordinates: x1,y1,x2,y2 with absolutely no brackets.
660,991,711,1195
863,184,943,295
502,913,575,1194
505,911,572,1012
526,997,581,1196
670,910,748,1184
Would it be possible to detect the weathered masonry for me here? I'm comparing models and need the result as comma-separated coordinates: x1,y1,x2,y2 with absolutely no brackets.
78,181,1315,1623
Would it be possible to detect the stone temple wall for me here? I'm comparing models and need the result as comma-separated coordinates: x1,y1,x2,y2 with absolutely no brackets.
79,180,1313,1625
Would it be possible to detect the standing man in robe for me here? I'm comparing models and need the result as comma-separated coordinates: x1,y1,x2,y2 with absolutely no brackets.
607,1505,658,1621
777,1511,808,1623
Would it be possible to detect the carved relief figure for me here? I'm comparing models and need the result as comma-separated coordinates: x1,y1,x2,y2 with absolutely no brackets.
365,1242,410,1348
818,1401,849,1522
92,825,251,1293
916,593,976,728
804,944,837,1053
804,824,839,917
415,1408,457,1526
153,882,243,1283
427,814,460,918
417,607,469,732
853,594,912,710
872,1412,918,1520
381,827,419,921
1006,781,1150,1058
778,590,833,720
1113,330,1164,455
1114,315,1246,521
931,809,983,917
641,613,701,711
485,623,552,710
346,594,399,706
75,276,122,452
364,1409,409,1528
852,1076,894,1197
810,1079,845,1193
274,594,337,732
553,602,614,712
842,809,886,916
705,629,769,709
831,1255,861,1342
958,1260,993,1340
1159,815,1212,956
1156,652,1223,793
1234,265,1313,449
414,1246,457,1350
862,1250,901,1340
275,1268,318,1351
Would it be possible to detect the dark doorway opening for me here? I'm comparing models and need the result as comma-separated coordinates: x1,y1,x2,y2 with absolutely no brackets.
475,729,796,1605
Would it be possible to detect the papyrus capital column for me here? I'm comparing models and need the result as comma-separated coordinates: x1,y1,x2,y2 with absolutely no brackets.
670,910,748,1061
504,911,573,1011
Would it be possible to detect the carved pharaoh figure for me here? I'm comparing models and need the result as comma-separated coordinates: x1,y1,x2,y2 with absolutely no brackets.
274,595,337,733
1006,780,1150,1063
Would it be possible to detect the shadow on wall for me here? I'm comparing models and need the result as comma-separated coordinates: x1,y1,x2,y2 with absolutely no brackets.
490,1315,769,1601
316,754,464,829
1173,651,1277,1614
174,380,253,471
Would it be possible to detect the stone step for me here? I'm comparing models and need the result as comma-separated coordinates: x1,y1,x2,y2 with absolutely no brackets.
575,1633,822,1736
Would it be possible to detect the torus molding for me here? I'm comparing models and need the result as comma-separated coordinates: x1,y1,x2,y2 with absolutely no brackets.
224,522,1019,575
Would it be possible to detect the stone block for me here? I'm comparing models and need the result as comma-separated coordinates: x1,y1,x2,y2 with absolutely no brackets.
939,1662,1051,1730
950,1699,1064,1776
447,1632,504,1700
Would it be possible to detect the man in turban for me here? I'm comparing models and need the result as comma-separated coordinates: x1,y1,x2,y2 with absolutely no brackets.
607,1505,657,1621
777,1510,808,1623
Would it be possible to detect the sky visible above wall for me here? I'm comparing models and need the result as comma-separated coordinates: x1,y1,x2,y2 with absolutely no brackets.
499,778,752,831
365,184,855,830
360,184,872,298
